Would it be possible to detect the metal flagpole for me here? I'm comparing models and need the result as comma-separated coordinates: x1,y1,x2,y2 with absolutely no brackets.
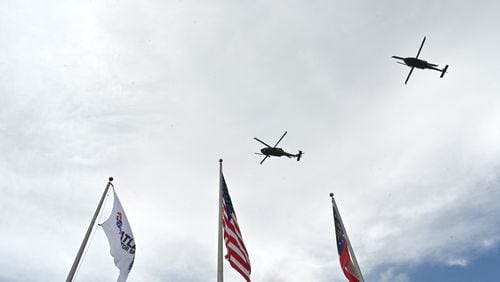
330,193,365,282
66,177,114,282
217,159,224,282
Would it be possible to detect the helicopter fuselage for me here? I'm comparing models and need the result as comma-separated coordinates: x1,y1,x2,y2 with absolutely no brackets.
402,57,440,71
261,147,292,157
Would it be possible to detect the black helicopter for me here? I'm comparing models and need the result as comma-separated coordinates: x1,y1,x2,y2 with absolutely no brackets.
254,131,303,165
392,36,448,84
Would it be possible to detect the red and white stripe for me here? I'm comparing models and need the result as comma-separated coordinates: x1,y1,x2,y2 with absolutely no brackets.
222,201,251,281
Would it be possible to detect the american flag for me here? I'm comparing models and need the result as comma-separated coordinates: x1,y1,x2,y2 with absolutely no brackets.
333,202,362,282
221,174,251,282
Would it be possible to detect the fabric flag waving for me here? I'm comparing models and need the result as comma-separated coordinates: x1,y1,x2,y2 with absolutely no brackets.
101,188,136,282
331,195,363,282
221,173,251,281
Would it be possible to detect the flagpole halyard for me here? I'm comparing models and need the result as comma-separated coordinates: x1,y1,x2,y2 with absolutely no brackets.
217,159,224,282
66,177,114,282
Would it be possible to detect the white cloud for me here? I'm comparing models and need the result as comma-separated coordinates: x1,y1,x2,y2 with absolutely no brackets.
445,257,468,267
379,268,411,282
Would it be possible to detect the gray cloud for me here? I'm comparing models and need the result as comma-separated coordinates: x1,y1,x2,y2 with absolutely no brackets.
1,0,500,281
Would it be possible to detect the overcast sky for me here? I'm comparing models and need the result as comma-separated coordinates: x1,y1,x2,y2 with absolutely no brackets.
1,0,500,281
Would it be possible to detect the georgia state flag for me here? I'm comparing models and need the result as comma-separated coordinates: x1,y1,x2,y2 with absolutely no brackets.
101,189,136,282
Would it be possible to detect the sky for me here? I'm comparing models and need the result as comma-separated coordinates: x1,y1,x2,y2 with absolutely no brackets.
1,0,500,281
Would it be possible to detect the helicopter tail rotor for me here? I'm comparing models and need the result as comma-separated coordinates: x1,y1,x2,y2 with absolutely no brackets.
297,150,303,161
440,65,448,78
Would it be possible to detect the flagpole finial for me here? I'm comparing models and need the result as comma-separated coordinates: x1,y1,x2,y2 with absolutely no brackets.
329,192,334,198
219,159,223,163
108,177,114,182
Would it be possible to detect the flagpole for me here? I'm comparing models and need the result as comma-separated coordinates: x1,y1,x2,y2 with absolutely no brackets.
66,177,114,282
217,159,224,282
330,193,365,282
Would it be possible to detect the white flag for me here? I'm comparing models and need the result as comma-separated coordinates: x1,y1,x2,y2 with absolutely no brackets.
101,189,136,282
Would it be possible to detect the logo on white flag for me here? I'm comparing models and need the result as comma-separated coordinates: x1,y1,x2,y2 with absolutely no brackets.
101,189,136,282
114,211,136,255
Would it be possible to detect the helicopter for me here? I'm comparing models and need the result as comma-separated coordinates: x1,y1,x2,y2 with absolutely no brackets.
392,36,449,84
254,131,303,165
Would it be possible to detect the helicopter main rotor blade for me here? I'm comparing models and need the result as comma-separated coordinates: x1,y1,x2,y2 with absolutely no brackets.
416,36,426,59
405,66,415,85
273,131,288,148
254,137,273,148
260,155,269,165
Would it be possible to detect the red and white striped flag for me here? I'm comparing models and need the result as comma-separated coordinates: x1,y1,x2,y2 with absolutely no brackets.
331,194,364,282
220,173,251,281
